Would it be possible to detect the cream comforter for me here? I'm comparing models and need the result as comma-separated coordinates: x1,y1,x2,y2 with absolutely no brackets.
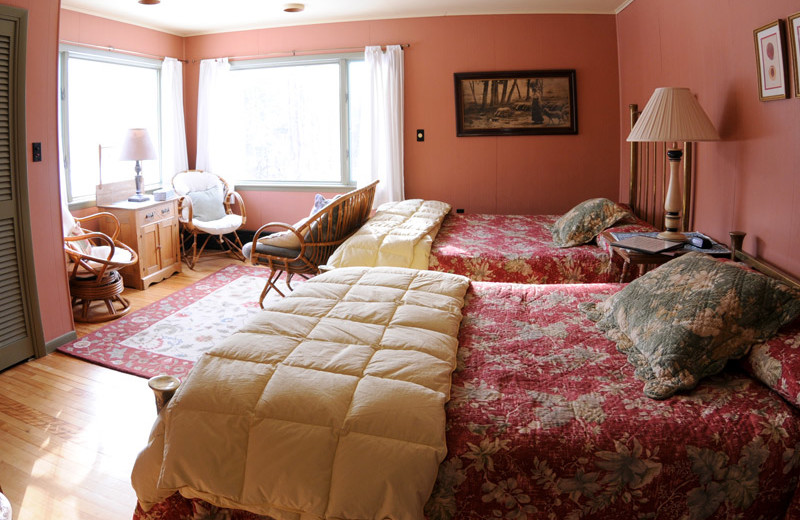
132,267,470,520
327,199,451,269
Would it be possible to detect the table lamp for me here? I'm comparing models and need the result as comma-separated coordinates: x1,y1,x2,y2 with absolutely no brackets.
627,87,719,241
120,128,157,202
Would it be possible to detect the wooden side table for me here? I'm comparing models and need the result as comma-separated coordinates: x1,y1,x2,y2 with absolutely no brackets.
600,231,730,283
98,198,182,290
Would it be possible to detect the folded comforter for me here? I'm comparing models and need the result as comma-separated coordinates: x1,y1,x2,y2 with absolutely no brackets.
327,199,451,269
132,266,470,520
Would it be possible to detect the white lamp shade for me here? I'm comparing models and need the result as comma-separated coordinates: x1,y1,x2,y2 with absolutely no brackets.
627,87,719,143
119,128,157,161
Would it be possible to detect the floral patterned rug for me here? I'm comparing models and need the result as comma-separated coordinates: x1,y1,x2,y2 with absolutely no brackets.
58,264,297,380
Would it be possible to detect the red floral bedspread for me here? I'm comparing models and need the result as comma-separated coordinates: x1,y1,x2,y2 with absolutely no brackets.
134,282,800,520
428,213,655,283
426,282,800,520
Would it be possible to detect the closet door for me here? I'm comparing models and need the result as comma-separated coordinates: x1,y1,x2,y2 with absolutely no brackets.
0,7,44,372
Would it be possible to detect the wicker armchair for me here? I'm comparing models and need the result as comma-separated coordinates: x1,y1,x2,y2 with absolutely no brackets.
172,170,247,269
243,180,378,306
63,205,138,323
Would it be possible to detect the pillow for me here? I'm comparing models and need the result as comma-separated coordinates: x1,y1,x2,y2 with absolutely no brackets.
187,185,226,222
258,217,309,250
741,318,800,406
310,194,332,216
551,198,632,247
580,252,800,400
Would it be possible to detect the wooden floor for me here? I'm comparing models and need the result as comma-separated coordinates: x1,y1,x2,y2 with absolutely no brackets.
0,256,246,520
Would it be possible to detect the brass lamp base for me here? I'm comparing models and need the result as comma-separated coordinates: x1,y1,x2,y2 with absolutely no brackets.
657,230,687,242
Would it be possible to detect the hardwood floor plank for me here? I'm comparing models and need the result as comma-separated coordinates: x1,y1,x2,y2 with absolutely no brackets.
0,257,247,519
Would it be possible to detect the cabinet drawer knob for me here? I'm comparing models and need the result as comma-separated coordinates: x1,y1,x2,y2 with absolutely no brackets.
146,212,155,219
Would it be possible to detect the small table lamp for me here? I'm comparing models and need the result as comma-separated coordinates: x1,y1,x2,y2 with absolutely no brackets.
120,128,157,202
627,87,719,241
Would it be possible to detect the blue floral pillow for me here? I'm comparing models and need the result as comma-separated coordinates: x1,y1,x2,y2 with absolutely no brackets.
551,198,632,247
580,253,800,399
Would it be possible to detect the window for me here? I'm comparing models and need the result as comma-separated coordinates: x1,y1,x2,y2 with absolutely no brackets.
227,54,365,187
59,46,162,203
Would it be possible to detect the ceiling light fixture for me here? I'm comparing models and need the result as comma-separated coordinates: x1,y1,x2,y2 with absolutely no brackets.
139,0,160,4
283,3,305,13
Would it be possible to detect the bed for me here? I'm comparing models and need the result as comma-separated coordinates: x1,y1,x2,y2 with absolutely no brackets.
132,248,800,520
330,105,683,284
427,212,654,283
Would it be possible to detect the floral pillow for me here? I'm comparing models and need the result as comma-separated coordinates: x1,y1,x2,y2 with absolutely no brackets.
741,318,800,406
580,252,800,399
551,198,632,247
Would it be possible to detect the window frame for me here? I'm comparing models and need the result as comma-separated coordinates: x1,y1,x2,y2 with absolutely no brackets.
58,44,163,206
228,52,363,190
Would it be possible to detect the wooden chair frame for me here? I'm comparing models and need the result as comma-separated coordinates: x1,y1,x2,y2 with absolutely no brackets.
64,212,139,323
248,180,378,306
172,171,247,270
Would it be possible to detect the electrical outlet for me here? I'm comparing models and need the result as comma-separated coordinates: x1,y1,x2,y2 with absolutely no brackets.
32,142,42,162
456,208,465,214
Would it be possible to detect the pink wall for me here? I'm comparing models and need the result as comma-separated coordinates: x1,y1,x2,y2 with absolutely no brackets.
59,9,184,59
0,0,70,346
617,0,800,278
184,14,622,226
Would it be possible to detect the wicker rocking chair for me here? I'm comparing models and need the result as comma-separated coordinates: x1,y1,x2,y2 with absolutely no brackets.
63,204,138,323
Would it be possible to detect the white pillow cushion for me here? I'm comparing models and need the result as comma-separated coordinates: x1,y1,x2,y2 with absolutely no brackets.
258,217,309,249
187,185,226,222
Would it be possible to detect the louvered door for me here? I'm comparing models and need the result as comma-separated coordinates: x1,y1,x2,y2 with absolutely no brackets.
0,8,43,372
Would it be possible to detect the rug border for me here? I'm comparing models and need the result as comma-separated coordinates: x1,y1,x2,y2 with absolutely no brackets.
58,264,272,379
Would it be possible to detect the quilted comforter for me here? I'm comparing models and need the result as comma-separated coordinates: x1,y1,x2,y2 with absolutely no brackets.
327,199,451,269
429,213,656,283
132,267,470,520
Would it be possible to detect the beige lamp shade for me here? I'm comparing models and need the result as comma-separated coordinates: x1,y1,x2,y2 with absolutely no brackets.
627,87,719,143
119,128,157,161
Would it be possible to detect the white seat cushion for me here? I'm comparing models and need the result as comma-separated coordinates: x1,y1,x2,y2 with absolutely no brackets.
192,214,243,235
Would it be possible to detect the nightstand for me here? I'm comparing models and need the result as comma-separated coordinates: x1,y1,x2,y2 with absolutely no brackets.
601,231,730,283
97,198,181,290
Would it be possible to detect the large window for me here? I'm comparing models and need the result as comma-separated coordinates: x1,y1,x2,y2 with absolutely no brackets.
59,46,162,203
227,54,365,186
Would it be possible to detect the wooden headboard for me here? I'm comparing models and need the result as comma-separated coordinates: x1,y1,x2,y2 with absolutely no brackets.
627,103,694,232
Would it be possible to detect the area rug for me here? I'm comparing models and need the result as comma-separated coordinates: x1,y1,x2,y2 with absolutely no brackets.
58,264,300,380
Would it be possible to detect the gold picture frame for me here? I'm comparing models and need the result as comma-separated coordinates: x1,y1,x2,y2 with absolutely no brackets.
788,12,800,98
753,19,789,101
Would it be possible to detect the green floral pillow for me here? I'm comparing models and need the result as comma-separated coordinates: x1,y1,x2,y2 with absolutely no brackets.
551,198,632,247
580,252,800,399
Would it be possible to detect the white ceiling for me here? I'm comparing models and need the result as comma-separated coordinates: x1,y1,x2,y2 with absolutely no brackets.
60,0,632,37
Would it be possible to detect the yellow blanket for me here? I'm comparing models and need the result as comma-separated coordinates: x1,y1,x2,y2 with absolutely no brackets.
327,199,451,269
132,266,470,520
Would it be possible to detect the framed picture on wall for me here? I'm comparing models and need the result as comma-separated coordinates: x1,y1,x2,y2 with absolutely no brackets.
454,70,577,136
789,12,800,98
753,20,789,101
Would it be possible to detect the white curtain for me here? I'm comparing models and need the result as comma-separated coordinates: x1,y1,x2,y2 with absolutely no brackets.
364,45,404,206
160,58,189,180
196,58,232,176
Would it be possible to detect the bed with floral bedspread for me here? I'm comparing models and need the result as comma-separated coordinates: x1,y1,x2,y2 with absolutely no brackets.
428,213,656,283
134,278,800,520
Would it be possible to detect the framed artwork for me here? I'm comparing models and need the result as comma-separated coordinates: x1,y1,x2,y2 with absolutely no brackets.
753,20,789,101
454,69,577,136
789,12,800,97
